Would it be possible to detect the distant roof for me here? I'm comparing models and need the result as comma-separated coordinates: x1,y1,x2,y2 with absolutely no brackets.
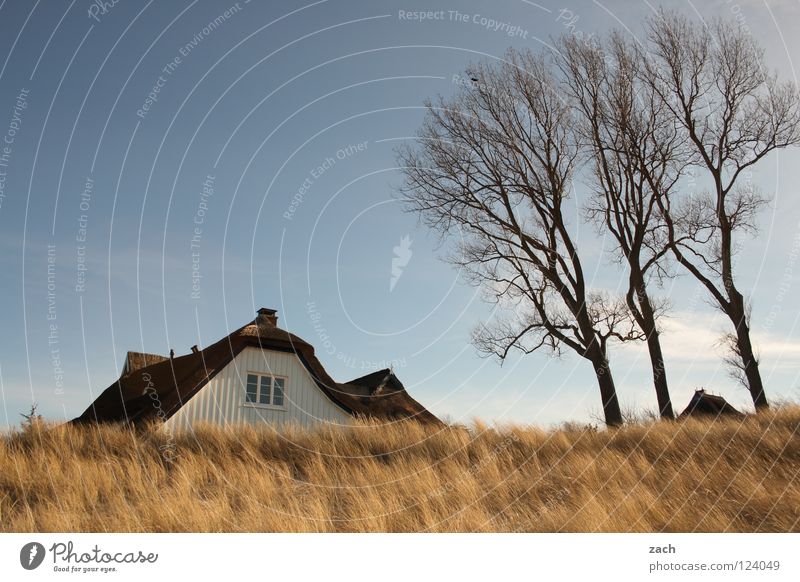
72,309,441,427
347,369,407,395
122,352,169,376
679,389,744,418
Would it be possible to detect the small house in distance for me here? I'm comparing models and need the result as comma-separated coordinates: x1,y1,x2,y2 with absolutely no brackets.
72,308,440,430
679,389,744,419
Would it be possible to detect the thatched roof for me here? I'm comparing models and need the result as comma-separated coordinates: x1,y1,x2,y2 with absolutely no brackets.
72,309,441,427
679,389,744,418
121,351,169,376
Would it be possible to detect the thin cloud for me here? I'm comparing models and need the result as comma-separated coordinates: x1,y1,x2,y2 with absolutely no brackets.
617,311,800,366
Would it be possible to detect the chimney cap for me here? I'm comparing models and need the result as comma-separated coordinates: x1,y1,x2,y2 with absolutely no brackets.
256,308,279,327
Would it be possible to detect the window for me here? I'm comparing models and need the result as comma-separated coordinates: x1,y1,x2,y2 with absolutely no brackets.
273,377,284,406
245,373,286,407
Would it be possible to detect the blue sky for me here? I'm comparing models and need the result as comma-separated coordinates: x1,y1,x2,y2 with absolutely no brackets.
1,0,799,431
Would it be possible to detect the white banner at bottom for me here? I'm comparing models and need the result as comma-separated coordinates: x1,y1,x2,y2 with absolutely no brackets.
0,533,795,581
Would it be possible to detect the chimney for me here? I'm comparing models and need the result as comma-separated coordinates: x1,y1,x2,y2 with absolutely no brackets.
257,308,278,327
191,345,199,353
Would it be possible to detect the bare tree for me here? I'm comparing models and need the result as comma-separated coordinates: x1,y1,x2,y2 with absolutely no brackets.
20,403,43,432
643,11,800,409
397,50,643,427
558,34,686,419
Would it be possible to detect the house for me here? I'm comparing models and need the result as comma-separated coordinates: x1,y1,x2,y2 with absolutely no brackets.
72,308,441,429
679,389,744,419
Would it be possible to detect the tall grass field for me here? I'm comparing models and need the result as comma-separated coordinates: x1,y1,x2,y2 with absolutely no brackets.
2,408,799,532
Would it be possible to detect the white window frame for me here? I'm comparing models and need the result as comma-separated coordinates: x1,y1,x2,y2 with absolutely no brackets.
243,372,287,410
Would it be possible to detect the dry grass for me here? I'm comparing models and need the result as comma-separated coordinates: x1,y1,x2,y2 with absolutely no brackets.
2,407,799,532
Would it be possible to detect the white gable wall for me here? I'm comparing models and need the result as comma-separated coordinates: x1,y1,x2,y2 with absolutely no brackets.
163,346,351,431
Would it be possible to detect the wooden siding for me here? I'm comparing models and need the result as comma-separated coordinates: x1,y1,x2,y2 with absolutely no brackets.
164,346,351,430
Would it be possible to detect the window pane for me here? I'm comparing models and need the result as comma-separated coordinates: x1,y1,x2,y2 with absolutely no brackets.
259,376,271,405
246,375,257,403
273,378,284,406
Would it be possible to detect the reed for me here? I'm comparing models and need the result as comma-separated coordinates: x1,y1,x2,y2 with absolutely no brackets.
2,408,798,532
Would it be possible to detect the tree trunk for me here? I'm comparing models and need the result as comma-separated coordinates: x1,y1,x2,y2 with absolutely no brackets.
728,298,769,410
589,351,623,427
628,269,674,420
644,329,673,419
